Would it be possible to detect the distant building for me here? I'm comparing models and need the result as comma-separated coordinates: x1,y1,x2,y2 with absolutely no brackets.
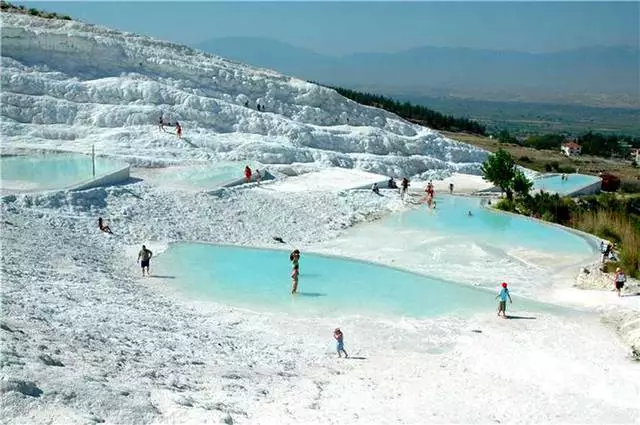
561,141,582,157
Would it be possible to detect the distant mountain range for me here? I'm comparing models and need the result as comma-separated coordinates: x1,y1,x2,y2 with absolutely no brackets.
194,37,640,107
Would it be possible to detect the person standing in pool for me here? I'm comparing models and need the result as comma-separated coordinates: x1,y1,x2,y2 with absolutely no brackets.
334,328,348,358
496,282,512,318
290,249,301,272
449,182,454,194
291,264,299,294
400,177,410,199
137,245,153,277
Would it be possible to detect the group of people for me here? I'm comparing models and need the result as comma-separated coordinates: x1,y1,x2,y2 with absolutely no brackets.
244,165,262,184
600,241,627,296
244,100,265,111
600,241,617,264
158,115,182,138
97,217,153,276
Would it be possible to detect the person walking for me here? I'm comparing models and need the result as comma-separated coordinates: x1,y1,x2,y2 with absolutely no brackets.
496,282,512,318
137,245,153,277
614,267,627,297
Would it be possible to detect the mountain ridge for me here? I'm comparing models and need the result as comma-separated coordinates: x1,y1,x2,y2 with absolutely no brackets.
194,37,640,107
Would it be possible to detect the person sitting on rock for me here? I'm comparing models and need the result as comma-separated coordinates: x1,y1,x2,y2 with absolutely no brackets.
98,217,113,234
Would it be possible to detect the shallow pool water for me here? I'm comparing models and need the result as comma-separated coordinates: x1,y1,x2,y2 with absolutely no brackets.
531,174,601,195
383,195,595,257
154,243,559,318
0,153,125,190
148,162,260,190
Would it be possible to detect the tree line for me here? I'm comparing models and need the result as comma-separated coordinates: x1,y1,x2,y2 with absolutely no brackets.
1,1,72,20
311,83,486,135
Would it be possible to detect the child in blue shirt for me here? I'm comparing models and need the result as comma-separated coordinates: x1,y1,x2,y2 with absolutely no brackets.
333,328,348,358
496,282,513,318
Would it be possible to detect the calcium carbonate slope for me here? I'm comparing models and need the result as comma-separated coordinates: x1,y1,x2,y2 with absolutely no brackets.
1,13,487,177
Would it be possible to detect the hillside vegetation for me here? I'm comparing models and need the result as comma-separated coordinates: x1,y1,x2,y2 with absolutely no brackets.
0,1,71,20
442,131,640,193
315,84,487,135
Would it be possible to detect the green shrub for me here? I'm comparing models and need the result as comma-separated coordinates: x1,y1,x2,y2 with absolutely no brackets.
27,7,38,15
544,163,553,172
559,165,577,174
495,198,517,212
620,180,640,194
541,211,555,222
519,156,532,163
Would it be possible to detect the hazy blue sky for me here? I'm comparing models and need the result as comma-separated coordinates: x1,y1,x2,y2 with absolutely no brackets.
14,1,640,55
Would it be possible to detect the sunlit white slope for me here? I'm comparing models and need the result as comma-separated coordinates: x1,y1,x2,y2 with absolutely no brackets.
1,13,487,176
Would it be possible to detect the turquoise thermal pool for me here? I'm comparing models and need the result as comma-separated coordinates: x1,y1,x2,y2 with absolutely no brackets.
383,194,596,257
531,174,601,195
154,243,558,318
147,162,260,190
0,153,125,191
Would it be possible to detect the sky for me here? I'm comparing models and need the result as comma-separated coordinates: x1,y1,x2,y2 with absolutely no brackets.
12,1,640,56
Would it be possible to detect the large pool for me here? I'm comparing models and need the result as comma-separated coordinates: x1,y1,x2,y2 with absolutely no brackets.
531,174,601,195
384,195,595,257
0,153,125,191
154,243,557,318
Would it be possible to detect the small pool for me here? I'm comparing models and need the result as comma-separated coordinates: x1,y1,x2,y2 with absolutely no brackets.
146,162,259,190
154,243,556,318
531,174,601,195
0,153,126,191
383,195,595,257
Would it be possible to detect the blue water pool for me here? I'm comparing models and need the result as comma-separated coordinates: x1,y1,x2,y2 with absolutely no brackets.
531,174,601,195
154,243,557,318
384,195,595,257
0,153,125,191
149,162,259,190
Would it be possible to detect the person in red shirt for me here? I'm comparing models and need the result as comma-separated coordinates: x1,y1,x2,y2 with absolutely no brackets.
244,165,252,183
175,121,182,138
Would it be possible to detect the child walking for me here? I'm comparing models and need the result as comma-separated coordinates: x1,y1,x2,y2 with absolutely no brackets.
496,282,512,318
333,328,348,358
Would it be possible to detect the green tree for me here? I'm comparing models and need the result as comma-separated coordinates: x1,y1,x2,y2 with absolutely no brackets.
481,148,517,199
512,170,533,199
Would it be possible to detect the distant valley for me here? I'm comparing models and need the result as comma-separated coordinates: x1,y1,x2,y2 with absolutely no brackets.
194,37,640,135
